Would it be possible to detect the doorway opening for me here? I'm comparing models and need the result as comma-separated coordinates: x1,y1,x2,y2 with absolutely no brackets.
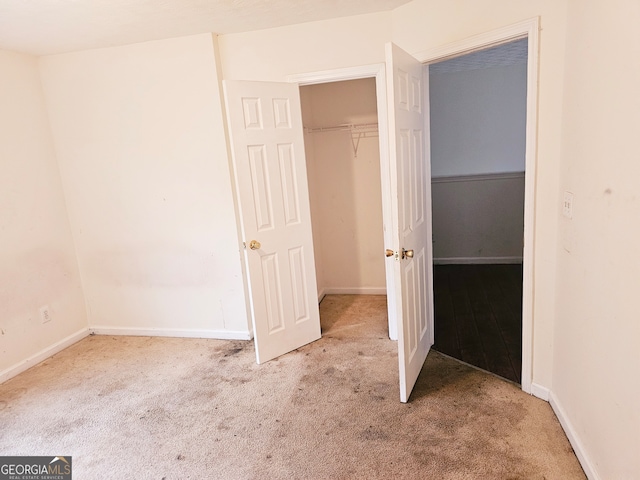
428,39,528,384
299,78,390,336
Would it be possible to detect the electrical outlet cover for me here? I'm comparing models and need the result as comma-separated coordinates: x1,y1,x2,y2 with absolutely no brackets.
563,191,574,219
40,305,51,323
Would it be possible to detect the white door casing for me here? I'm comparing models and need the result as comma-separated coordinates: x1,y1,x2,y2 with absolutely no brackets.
386,43,434,403
414,18,539,395
224,80,321,364
287,64,398,341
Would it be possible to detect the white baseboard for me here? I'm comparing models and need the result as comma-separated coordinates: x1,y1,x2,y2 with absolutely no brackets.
323,287,387,295
0,328,90,384
89,326,253,341
549,391,599,480
317,288,326,303
434,256,523,265
530,382,550,401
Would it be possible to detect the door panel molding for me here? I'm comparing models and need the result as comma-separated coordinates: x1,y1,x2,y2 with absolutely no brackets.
387,43,433,403
224,80,321,364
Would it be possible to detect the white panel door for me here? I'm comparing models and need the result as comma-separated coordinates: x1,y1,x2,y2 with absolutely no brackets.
386,43,434,402
224,80,321,364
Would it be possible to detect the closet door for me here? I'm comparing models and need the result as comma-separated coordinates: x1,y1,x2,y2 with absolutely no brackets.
224,80,321,364
386,43,434,402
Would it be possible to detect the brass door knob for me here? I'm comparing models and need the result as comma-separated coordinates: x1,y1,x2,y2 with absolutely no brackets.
402,248,414,259
385,249,395,257
249,240,261,250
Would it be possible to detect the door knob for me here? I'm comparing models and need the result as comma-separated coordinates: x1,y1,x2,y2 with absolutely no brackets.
385,249,395,257
402,248,414,259
249,240,261,250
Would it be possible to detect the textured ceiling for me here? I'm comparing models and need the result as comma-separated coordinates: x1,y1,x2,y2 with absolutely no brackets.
0,0,410,56
429,38,528,75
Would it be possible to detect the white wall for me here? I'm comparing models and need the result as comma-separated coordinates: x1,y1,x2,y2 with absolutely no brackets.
218,12,391,81
432,174,524,263
0,50,87,378
430,53,527,263
430,62,527,177
301,79,385,295
38,34,249,337
553,0,640,477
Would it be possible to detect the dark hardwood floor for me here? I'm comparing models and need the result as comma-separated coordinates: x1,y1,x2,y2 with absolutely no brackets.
433,264,523,384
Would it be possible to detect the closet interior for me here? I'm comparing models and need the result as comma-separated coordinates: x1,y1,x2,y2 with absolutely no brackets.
300,78,386,302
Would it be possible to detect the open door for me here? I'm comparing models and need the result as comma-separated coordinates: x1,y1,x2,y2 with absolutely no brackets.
224,80,321,364
386,43,434,402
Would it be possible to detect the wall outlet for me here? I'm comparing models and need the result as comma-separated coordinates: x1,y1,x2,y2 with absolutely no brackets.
40,305,52,324
563,191,574,219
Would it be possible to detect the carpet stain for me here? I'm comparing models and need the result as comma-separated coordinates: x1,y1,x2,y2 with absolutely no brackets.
359,426,390,441
97,380,127,396
217,417,233,431
213,340,247,358
139,406,170,424
0,387,27,403
0,296,586,480
44,417,87,437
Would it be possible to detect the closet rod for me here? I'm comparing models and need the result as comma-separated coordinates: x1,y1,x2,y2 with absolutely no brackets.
304,122,379,134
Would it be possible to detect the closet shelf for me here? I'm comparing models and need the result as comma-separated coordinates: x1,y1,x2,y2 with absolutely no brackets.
303,122,379,134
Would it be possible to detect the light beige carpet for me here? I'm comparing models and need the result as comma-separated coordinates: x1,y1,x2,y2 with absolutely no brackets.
0,295,585,479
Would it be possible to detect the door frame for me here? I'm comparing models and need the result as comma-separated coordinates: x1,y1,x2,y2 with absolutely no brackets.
414,17,539,395
288,64,399,341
